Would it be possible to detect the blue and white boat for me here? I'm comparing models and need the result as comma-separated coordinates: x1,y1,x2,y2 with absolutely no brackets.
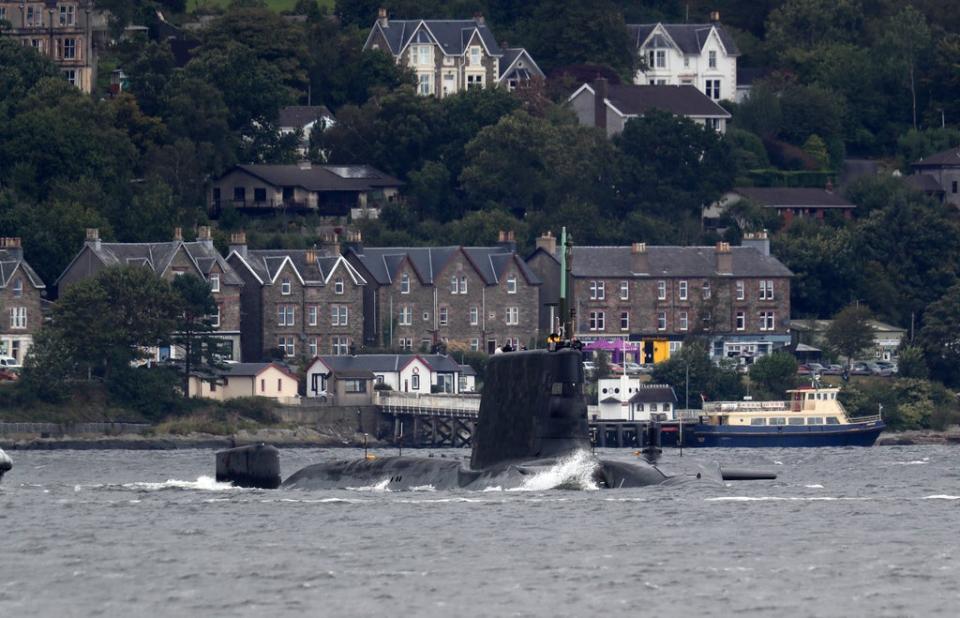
689,386,884,447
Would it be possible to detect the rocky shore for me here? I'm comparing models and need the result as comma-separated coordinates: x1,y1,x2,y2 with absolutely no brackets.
875,427,960,446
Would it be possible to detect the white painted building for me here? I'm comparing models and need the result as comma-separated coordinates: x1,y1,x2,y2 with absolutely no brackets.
595,377,678,421
628,18,739,102
306,354,469,398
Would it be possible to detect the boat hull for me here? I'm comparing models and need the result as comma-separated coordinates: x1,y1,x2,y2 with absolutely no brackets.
688,421,885,448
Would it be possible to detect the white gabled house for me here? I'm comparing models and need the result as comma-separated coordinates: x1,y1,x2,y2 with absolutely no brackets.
595,378,678,421
628,15,739,102
305,353,469,399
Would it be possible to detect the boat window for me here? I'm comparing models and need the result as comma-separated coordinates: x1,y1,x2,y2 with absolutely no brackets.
750,418,765,426
806,417,823,425
788,417,804,425
826,417,840,425
768,417,786,425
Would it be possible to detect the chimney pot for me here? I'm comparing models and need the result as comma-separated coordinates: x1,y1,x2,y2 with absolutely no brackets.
306,249,317,264
173,227,183,242
716,241,733,274
198,225,212,241
377,6,388,27
474,12,484,25
536,232,557,256
710,10,720,22
229,231,246,246
86,228,99,241
631,242,649,274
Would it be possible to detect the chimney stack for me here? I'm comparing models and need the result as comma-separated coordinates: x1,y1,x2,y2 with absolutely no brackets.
229,231,247,257
305,248,318,264
498,230,517,253
536,231,557,257
593,77,608,133
715,241,732,274
0,237,23,259
86,228,101,250
197,225,213,247
474,12,484,26
173,227,183,242
377,6,388,27
631,242,649,274
710,11,720,22
742,230,770,256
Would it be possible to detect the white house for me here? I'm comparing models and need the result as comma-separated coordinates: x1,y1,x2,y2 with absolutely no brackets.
306,354,469,398
595,377,677,421
628,15,739,102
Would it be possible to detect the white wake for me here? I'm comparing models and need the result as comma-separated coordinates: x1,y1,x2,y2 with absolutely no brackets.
509,450,600,491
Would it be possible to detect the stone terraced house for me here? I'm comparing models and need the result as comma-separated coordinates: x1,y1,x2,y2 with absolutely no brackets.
363,10,543,97
347,235,541,353
0,237,46,366
56,227,244,360
570,234,792,364
226,233,367,362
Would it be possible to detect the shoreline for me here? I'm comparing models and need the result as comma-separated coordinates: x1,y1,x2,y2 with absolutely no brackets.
2,429,958,450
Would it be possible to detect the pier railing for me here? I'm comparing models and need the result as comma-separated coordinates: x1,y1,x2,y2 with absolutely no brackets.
376,391,480,418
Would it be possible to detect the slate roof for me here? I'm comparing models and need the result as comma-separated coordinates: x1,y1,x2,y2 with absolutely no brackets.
498,48,543,80
349,246,541,287
75,240,243,285
627,23,740,56
235,249,366,286
312,354,463,374
571,246,792,278
232,164,403,193
912,147,960,168
277,105,334,129
373,18,503,57
0,249,45,289
628,385,678,404
732,188,855,209
904,174,945,193
216,362,298,379
603,84,731,118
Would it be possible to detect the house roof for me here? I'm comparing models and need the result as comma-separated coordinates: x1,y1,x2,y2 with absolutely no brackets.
904,174,945,194
732,187,856,209
332,368,375,379
912,147,960,168
311,354,463,374
349,246,541,287
277,105,334,129
628,22,740,56
571,246,792,278
0,249,45,289
233,249,367,287
498,47,544,81
372,18,503,58
628,385,678,404
790,319,907,334
231,164,403,193
217,362,298,379
69,240,243,286
573,83,730,119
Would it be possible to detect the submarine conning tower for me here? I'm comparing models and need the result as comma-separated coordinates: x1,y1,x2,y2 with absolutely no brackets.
470,349,590,470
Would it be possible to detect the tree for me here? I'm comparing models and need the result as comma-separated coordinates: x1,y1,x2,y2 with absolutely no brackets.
171,274,223,398
878,6,932,131
918,282,960,386
802,134,830,169
825,304,875,368
766,0,865,66
749,353,798,398
650,342,744,409
896,345,928,380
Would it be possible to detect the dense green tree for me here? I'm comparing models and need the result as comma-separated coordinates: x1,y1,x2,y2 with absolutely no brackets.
917,282,960,386
171,274,223,398
651,341,744,409
896,345,928,380
877,6,932,131
825,304,875,367
732,81,782,139
773,221,858,318
749,352,798,398
766,0,865,66
616,111,736,224
0,39,60,117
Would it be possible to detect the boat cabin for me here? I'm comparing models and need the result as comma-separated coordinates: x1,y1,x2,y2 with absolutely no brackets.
699,387,874,427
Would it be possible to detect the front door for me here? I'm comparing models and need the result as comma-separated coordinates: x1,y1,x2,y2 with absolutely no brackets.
487,340,497,354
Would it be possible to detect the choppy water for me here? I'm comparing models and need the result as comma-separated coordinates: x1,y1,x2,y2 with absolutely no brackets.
2,445,958,617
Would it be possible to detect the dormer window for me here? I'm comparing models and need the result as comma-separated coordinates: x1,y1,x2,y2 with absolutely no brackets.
334,277,344,295
281,277,292,295
12,278,23,298
506,276,517,294
400,273,410,294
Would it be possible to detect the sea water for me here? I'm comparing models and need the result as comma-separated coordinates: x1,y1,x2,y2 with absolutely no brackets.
1,446,958,617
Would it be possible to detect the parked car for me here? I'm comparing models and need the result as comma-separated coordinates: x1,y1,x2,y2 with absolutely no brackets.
0,355,19,370
582,361,597,378
608,363,625,375
807,362,826,375
823,364,844,375
864,361,894,376
622,361,644,375
797,364,812,375
875,361,898,375
849,362,872,376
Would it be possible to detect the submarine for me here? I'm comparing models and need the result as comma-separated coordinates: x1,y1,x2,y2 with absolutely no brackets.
215,349,776,491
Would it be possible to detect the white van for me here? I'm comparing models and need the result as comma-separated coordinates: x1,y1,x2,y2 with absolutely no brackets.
0,355,20,369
